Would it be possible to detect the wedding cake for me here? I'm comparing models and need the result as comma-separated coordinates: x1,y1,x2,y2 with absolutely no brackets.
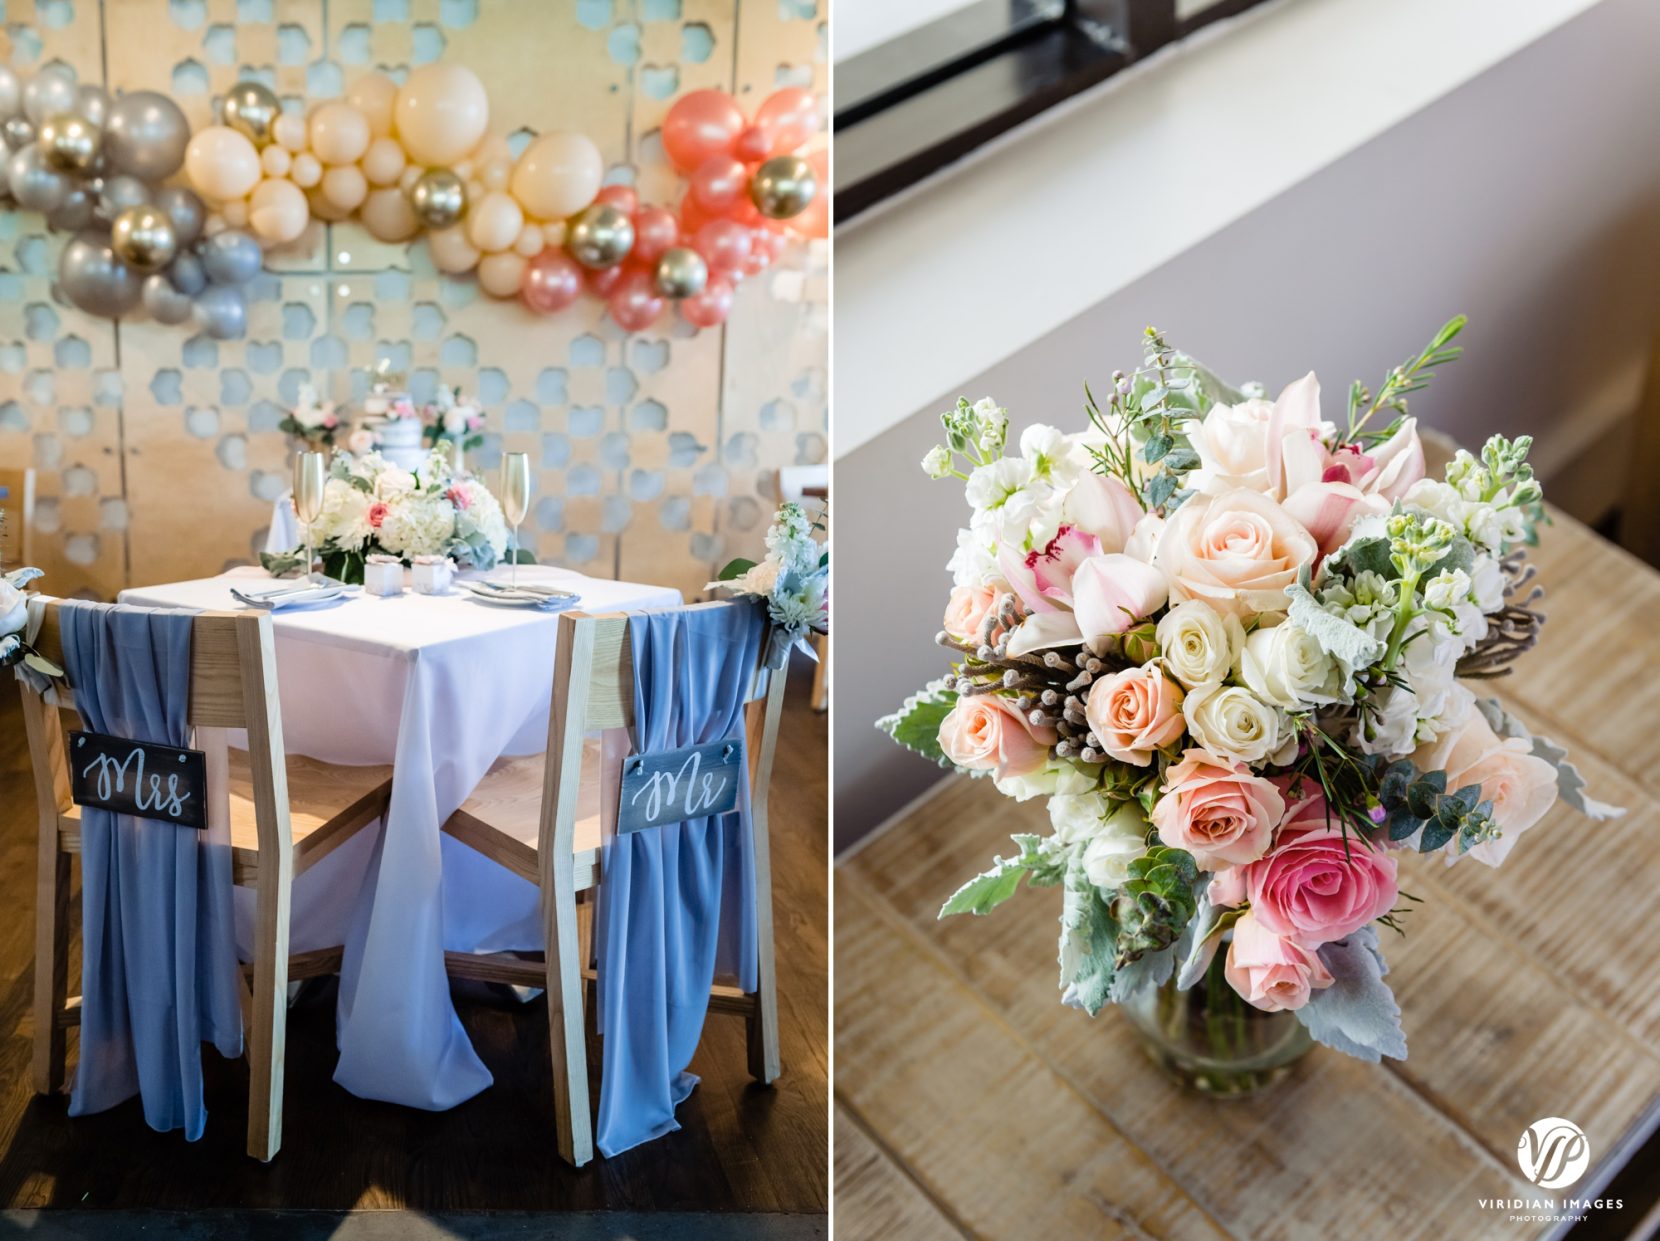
363,382,426,471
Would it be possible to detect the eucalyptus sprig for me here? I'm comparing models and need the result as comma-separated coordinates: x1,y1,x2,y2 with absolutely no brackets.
1342,314,1467,446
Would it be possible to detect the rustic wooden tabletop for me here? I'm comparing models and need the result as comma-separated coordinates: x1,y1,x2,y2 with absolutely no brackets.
834,497,1660,1240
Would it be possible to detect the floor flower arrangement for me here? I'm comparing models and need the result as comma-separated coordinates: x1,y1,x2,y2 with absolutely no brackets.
880,318,1620,1064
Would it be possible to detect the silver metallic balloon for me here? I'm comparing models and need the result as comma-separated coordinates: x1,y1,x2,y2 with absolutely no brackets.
749,155,817,220
408,168,467,228
111,204,178,272
7,144,70,213
194,284,247,340
22,66,78,126
103,90,189,182
58,228,142,319
97,173,150,222
2,117,34,150
0,66,21,122
219,80,281,148
38,111,101,173
151,185,206,248
168,251,207,296
198,228,262,285
75,85,110,130
141,272,194,325
653,246,708,300
566,203,634,270
46,187,96,232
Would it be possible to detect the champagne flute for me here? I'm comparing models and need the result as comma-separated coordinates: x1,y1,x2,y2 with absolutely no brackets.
292,451,326,583
499,452,532,588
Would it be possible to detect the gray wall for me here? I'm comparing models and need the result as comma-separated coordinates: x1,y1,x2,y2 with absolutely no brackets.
833,0,1660,850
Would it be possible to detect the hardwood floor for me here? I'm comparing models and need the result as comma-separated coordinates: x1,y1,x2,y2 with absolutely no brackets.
0,660,827,1217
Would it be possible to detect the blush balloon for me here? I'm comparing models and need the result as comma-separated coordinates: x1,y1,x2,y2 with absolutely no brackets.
520,248,584,313
585,261,625,297
595,184,638,215
755,87,819,155
677,194,715,236
607,267,665,332
661,88,744,173
734,125,771,164
631,205,679,265
693,218,752,276
690,155,748,217
787,149,830,239
680,275,733,329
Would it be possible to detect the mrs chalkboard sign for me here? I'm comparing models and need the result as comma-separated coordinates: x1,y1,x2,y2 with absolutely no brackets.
617,738,745,835
69,730,208,830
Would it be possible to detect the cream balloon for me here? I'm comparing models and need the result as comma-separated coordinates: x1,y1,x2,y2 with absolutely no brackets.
394,63,489,167
185,126,262,202
309,102,371,166
345,72,399,139
477,250,526,298
509,131,602,220
273,113,307,153
290,152,322,188
397,164,422,194
361,186,418,242
360,136,405,187
248,177,310,244
481,157,511,193
467,190,523,253
260,144,292,177
321,164,368,212
221,199,250,229
426,223,480,274
513,223,545,257
306,185,352,222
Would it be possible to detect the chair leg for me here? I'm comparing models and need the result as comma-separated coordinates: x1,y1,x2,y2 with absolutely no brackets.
547,869,593,1167
245,857,291,1163
32,845,70,1096
747,842,782,1086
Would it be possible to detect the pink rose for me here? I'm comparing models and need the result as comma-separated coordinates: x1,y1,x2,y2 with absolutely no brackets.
1085,665,1185,767
446,484,472,511
1155,488,1317,617
937,695,1056,780
1151,748,1285,870
1224,911,1334,1012
1411,710,1557,867
944,582,1000,641
1243,798,1398,947
368,502,389,528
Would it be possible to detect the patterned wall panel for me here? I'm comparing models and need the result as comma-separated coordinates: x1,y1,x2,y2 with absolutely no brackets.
0,0,827,601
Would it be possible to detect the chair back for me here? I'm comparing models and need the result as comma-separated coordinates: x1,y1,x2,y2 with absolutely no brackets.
0,467,34,568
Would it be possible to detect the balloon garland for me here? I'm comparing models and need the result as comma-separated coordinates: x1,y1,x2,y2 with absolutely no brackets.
0,61,824,339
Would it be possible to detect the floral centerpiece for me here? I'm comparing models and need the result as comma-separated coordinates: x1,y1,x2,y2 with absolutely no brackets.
1,563,62,680
262,447,525,585
879,318,1620,1071
711,500,829,668
280,383,344,449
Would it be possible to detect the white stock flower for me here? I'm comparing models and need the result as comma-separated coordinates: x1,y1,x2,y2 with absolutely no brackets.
1239,620,1342,709
965,456,1049,542
1182,682,1286,766
1470,554,1505,612
0,579,27,638
948,524,1000,587
1155,600,1243,689
922,445,952,479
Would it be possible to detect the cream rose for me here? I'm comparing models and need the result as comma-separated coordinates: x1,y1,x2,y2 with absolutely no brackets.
938,694,1057,780
1155,600,1244,689
1411,710,1557,867
1084,664,1185,766
1182,682,1285,766
1154,488,1317,618
1190,398,1276,494
1239,620,1342,710
1084,800,1152,890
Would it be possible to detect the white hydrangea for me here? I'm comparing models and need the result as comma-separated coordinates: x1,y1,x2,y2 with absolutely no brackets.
452,479,509,558
376,494,455,557
309,478,374,550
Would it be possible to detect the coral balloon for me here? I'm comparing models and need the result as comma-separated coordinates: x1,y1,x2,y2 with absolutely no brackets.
427,223,480,273
661,88,745,173
754,87,820,156
693,218,752,276
608,267,664,332
509,130,603,220
734,125,770,164
595,184,638,215
787,148,830,239
309,102,371,165
394,63,489,166
690,155,747,217
632,205,678,265
345,72,399,139
519,248,584,314
248,177,310,244
320,164,368,212
185,126,262,202
468,190,523,253
361,136,406,186
477,250,527,298
361,186,418,242
680,274,734,328
585,262,624,297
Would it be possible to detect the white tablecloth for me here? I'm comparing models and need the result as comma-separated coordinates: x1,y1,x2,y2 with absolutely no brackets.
120,564,680,1110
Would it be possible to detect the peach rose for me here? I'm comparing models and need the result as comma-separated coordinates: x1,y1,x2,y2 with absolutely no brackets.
1411,710,1557,867
1085,665,1185,767
938,694,1056,780
1224,911,1335,1012
1154,488,1317,617
1151,748,1285,871
944,583,1000,641
1243,798,1398,947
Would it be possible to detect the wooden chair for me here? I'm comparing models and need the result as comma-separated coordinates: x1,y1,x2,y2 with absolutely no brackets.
439,601,788,1166
18,599,392,1162
0,466,35,569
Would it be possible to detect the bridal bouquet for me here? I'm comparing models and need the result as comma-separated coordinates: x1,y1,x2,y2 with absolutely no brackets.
880,318,1619,1063
711,500,829,668
262,447,517,584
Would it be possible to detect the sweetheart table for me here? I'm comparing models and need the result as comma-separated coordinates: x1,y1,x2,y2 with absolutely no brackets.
119,565,680,1110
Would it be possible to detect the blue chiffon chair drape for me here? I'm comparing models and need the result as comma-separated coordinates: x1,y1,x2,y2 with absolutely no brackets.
58,601,244,1140
593,601,766,1157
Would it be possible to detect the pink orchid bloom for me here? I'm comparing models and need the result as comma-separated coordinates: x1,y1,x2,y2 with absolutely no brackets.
1064,472,1143,552
1005,550,1168,655
999,525,1101,615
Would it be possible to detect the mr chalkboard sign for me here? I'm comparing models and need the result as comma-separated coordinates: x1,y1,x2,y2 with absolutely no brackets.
617,738,745,835
69,730,208,830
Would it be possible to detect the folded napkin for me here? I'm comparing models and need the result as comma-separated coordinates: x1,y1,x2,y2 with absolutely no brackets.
230,581,348,611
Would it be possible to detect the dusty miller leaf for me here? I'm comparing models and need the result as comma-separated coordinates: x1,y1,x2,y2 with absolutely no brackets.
877,678,961,770
1285,580,1383,674
1296,927,1407,1063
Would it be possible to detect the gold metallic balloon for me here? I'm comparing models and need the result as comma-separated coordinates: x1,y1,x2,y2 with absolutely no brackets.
653,246,707,300
749,154,817,220
110,204,179,273
566,202,633,270
220,80,282,148
39,112,101,173
408,168,468,228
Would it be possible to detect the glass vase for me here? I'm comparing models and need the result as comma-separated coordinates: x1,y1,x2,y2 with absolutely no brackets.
1119,941,1314,1096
